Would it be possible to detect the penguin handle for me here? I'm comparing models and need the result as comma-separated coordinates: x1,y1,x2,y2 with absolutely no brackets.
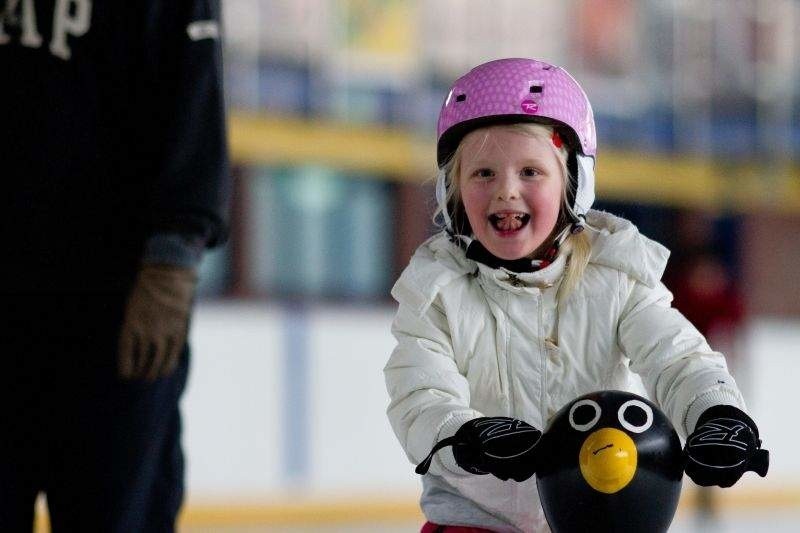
748,448,769,477
415,436,461,475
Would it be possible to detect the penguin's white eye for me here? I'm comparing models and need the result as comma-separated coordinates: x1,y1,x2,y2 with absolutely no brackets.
569,399,601,431
618,400,653,433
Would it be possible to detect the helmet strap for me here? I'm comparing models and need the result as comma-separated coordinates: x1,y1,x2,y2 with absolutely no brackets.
570,215,586,234
574,154,596,216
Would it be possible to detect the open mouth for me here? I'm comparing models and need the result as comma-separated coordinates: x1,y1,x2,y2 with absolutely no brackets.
489,212,530,232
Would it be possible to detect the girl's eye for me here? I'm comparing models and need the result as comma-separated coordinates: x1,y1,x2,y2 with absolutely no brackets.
521,167,540,177
473,168,494,179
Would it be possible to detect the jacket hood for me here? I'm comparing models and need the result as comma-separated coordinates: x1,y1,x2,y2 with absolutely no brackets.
584,210,670,288
390,233,475,316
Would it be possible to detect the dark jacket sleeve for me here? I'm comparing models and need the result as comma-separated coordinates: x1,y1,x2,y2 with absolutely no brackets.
143,0,231,248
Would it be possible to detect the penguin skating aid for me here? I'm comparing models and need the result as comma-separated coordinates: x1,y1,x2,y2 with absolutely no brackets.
417,391,680,532
535,391,683,533
417,389,769,532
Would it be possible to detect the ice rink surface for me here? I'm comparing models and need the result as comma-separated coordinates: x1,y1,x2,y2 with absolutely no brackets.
670,509,800,533
181,509,800,532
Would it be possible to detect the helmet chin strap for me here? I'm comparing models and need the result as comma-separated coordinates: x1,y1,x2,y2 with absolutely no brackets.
566,152,595,234
574,153,596,218
571,215,587,234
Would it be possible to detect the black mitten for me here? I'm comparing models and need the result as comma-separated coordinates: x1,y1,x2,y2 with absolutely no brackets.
684,405,769,487
416,417,542,482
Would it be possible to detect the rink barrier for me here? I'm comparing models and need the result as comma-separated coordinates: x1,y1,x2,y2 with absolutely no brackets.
228,112,800,213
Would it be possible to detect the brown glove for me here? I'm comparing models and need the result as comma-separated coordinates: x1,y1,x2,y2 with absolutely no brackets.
118,263,198,381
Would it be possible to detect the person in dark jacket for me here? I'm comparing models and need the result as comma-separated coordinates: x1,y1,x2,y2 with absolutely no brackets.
0,1,230,531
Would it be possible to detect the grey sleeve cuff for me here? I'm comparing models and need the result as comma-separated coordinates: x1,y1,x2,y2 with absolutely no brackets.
435,412,480,476
142,232,206,268
684,388,747,436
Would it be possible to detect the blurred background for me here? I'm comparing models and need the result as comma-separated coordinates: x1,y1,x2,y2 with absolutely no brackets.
172,0,799,531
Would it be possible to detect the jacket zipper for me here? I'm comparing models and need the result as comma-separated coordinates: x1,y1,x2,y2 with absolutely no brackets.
505,291,515,414
507,273,526,287
539,292,547,426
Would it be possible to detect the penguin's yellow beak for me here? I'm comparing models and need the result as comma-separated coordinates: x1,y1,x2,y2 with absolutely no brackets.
579,427,637,494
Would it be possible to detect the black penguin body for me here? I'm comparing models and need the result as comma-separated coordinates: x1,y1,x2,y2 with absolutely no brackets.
536,391,683,533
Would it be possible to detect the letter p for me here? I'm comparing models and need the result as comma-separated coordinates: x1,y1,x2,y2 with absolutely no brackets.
50,0,92,60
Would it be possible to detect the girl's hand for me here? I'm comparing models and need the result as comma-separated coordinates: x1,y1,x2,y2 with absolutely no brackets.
684,405,769,487
416,417,542,482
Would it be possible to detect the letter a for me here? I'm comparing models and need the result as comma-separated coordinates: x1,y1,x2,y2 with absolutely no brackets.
0,0,43,47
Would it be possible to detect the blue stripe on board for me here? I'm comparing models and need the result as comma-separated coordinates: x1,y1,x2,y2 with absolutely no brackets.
282,303,309,484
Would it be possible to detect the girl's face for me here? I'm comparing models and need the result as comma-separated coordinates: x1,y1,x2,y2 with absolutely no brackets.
458,127,564,260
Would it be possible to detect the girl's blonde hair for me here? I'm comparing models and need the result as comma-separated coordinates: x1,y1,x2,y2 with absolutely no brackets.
434,122,591,300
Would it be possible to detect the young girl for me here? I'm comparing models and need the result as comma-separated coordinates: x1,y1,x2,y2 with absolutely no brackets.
384,58,768,533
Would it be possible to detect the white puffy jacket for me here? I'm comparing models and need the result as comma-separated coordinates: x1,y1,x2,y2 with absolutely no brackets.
384,209,746,533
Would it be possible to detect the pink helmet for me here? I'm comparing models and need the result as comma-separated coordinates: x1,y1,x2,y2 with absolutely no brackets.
436,58,597,232
437,58,596,166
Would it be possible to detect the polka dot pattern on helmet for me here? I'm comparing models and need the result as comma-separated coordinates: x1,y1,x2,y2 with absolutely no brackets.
437,58,596,161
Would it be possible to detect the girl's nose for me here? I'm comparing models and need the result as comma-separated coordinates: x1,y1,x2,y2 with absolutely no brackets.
495,174,519,201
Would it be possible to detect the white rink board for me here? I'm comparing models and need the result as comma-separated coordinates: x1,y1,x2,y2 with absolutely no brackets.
741,319,800,487
308,308,418,493
183,302,798,500
183,303,285,499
